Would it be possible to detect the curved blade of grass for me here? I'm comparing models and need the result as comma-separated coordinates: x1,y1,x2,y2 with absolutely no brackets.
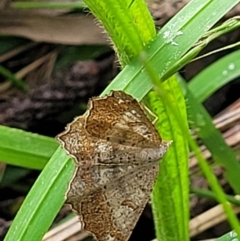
4,147,74,241
145,77,189,241
188,49,240,102
0,125,58,170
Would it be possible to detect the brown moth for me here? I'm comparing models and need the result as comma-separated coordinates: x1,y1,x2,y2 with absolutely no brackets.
57,91,171,241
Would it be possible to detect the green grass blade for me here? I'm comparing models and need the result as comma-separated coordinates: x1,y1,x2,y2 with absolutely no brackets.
0,65,27,90
177,78,240,237
191,188,240,206
146,77,189,241
179,79,240,236
215,231,239,241
4,147,74,241
11,1,86,9
188,50,240,102
181,78,240,193
163,17,240,80
83,0,156,65
0,125,58,170
103,0,240,98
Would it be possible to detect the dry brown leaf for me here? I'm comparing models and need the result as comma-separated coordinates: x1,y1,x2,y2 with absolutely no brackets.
0,9,108,45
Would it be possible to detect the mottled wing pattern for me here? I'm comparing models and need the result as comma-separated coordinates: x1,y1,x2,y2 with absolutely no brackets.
57,116,94,165
56,91,171,241
57,115,131,197
86,91,162,148
70,162,159,241
57,114,148,200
